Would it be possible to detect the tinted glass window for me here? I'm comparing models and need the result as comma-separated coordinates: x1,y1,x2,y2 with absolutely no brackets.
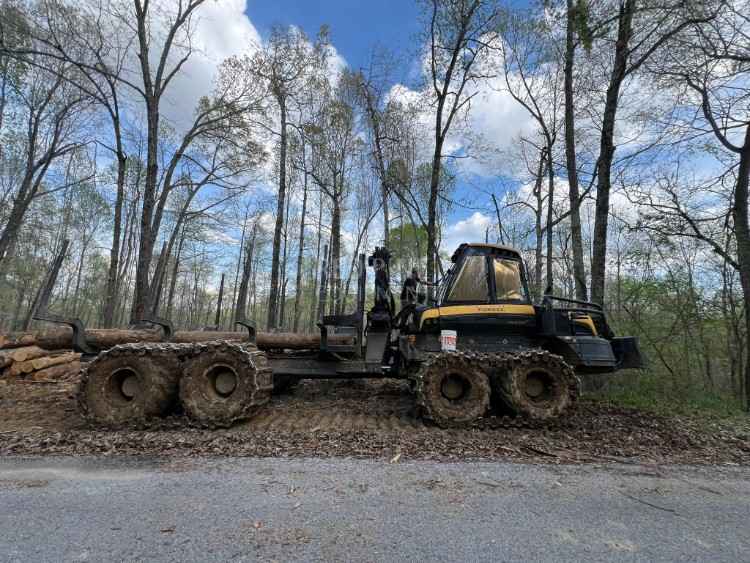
494,258,525,301
447,256,488,302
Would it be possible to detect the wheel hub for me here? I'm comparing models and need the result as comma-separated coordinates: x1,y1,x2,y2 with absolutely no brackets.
110,368,141,403
441,374,467,401
208,366,238,398
120,375,140,400
524,370,554,401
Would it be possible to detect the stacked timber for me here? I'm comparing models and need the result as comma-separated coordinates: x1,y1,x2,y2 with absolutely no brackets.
0,328,351,352
0,345,81,382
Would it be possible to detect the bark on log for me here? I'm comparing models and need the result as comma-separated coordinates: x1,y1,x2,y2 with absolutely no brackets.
0,329,352,351
0,346,49,363
0,333,38,349
8,352,80,377
30,352,81,371
29,361,82,381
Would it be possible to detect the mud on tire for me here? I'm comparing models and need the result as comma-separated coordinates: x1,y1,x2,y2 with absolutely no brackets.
77,344,184,426
491,350,580,420
414,352,491,428
179,342,272,428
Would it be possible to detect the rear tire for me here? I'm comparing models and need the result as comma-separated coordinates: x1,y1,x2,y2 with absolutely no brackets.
179,342,272,428
77,344,182,426
491,350,579,420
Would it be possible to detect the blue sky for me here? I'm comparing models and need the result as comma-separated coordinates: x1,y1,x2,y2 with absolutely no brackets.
242,1,524,249
246,0,422,73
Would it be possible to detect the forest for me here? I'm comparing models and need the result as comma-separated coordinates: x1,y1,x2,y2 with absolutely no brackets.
0,0,748,412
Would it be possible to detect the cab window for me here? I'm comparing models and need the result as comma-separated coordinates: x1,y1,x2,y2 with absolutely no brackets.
494,258,525,301
446,255,489,302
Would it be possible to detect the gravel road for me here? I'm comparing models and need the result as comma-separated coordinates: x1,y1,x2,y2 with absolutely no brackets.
1,456,748,562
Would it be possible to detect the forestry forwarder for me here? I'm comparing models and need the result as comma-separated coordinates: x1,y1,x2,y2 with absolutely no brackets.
76,243,643,428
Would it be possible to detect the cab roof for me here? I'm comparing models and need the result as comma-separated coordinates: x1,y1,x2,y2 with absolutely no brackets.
451,242,522,263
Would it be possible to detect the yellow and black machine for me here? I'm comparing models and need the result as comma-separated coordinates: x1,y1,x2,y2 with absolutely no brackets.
77,242,643,428
272,242,643,427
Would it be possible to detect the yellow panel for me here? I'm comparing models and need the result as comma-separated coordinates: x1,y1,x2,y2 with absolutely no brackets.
420,304,535,328
573,316,598,336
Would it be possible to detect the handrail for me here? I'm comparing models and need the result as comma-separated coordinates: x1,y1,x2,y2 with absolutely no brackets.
543,295,603,311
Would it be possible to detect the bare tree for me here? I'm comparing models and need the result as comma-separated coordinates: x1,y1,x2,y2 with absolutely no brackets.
588,0,717,305
0,49,88,275
499,7,563,292
638,3,750,408
242,25,329,330
420,0,500,290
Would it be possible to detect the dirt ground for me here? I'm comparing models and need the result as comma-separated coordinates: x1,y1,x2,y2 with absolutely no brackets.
1,376,749,465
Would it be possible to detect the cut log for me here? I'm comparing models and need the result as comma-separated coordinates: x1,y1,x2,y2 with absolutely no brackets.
0,345,49,363
1,329,352,352
7,352,80,377
29,352,81,372
29,361,82,381
0,333,37,349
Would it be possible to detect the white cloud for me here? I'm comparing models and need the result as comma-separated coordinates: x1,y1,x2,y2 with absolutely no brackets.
442,212,493,253
160,0,262,129
385,58,537,179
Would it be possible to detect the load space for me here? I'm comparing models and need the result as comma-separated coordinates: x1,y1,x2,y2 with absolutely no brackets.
50,244,643,429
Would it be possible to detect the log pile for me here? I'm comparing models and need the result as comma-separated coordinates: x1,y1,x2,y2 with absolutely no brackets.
0,328,352,352
0,345,81,382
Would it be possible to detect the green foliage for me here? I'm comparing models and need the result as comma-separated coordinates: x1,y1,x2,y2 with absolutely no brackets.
574,0,593,52
600,272,746,416
387,223,428,275
593,370,745,418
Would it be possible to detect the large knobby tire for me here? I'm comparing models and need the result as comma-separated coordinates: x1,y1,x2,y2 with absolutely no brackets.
179,342,272,428
414,353,491,428
492,350,579,420
77,344,183,426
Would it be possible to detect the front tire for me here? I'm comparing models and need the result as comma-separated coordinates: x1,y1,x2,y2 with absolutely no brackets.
414,353,491,428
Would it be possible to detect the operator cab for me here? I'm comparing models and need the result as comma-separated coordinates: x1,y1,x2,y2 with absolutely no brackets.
405,244,537,352
436,243,531,306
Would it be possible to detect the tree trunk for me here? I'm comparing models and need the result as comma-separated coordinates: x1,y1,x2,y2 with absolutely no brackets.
734,134,750,411
533,150,545,300
316,244,329,322
545,147,555,293
427,146,442,296
564,0,587,301
23,239,70,330
214,273,225,328
331,195,342,315
131,94,160,322
267,96,288,330
102,150,127,327
279,183,293,329
72,239,90,315
309,191,324,332
166,227,185,322
293,171,309,332
234,222,256,323
590,0,634,306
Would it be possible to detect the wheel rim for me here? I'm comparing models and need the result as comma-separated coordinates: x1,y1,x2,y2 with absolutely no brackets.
441,374,469,401
205,365,238,398
109,368,141,403
524,369,556,403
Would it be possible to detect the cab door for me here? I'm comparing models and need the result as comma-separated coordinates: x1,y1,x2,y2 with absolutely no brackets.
436,251,536,352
